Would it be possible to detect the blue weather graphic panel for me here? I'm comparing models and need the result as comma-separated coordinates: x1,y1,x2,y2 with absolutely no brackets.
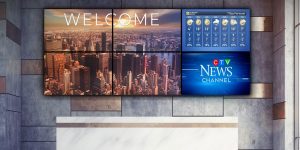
182,9,250,52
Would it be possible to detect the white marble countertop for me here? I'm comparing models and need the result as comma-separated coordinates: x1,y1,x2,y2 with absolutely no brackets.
56,117,238,124
57,117,238,150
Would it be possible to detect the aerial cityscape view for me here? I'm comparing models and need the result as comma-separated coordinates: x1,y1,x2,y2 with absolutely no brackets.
44,52,112,95
113,52,181,95
113,9,181,95
44,9,113,95
43,9,181,95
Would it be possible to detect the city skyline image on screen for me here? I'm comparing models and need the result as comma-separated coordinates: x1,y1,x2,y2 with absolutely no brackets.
44,9,113,95
43,9,181,96
113,9,181,95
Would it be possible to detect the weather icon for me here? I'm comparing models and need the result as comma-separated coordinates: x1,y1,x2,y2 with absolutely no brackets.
187,19,193,26
240,19,246,26
204,19,210,26
213,19,219,25
195,19,201,25
230,19,237,25
222,19,228,26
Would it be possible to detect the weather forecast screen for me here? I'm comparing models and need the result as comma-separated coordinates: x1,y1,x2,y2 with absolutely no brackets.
182,9,250,52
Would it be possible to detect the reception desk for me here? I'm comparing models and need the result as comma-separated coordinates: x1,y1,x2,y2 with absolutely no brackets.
56,117,238,150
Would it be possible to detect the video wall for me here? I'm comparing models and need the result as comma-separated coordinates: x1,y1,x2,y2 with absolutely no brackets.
43,9,250,96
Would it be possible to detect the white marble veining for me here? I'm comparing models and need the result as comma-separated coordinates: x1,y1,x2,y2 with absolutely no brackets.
57,117,238,150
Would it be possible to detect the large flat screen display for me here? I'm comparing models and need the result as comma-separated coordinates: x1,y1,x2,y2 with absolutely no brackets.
181,9,250,95
43,9,250,96
182,52,250,95
182,9,250,52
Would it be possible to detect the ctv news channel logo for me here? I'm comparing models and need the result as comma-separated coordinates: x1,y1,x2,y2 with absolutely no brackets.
200,58,232,83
